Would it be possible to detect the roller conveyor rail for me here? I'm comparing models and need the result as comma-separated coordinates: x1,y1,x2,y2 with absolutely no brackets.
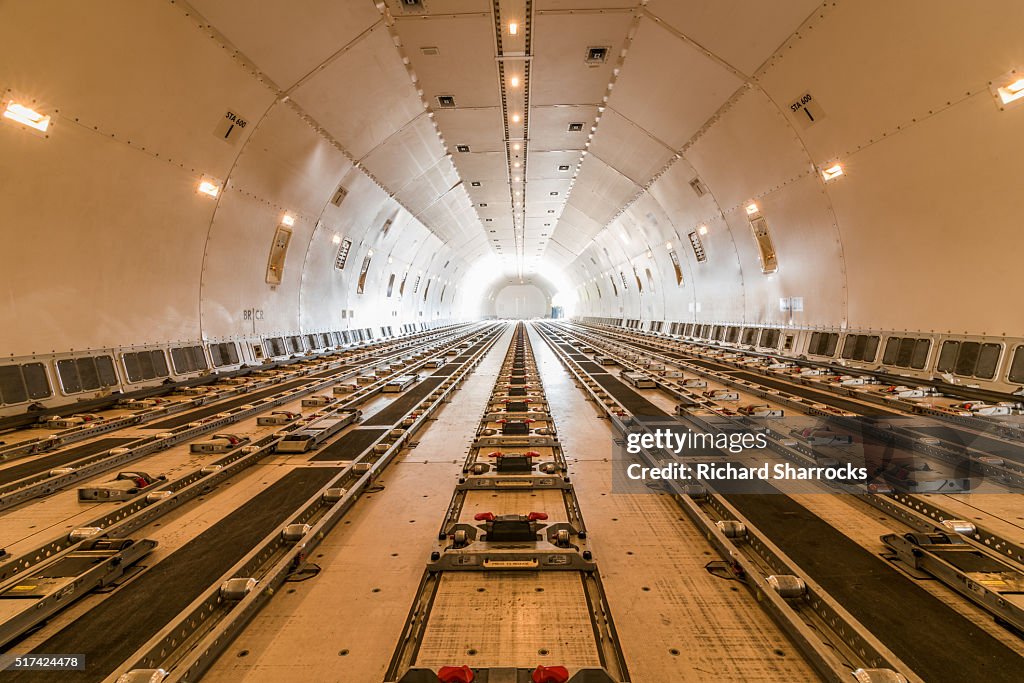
535,322,1024,683
0,326,503,659
96,324,505,683
0,325,494,511
551,321,1024,565
386,322,630,683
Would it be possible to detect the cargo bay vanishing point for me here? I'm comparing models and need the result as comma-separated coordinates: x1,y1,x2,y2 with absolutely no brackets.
1,2,1023,682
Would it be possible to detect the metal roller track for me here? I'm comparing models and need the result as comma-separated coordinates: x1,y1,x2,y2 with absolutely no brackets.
386,322,630,683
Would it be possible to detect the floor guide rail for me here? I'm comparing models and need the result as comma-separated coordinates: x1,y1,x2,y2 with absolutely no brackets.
536,322,1024,683
0,325,505,682
386,323,630,683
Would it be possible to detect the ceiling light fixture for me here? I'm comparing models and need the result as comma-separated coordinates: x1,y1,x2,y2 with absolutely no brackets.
197,178,220,198
2,101,51,132
821,163,844,181
508,22,518,35
698,224,708,235
745,202,759,215
996,74,1024,105
510,76,520,87
282,214,295,227
512,113,521,123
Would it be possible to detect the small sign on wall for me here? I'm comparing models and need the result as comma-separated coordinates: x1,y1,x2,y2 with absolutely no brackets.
214,110,249,143
788,92,825,128
779,297,804,312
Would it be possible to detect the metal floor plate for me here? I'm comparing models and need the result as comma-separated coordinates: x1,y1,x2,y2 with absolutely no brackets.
415,571,601,670
460,489,567,522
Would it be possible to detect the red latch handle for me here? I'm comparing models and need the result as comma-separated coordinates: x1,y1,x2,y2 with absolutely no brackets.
527,512,548,521
524,451,541,458
532,665,569,683
438,665,474,683
474,512,496,522
486,451,504,458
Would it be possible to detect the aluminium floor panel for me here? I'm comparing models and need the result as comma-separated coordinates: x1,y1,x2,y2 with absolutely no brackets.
5,466,342,682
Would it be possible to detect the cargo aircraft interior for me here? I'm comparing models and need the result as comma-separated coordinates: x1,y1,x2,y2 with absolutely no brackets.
2,1,1023,682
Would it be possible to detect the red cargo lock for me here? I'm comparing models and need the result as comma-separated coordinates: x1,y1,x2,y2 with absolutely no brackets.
526,512,548,521
474,512,496,522
438,665,474,683
486,451,504,458
532,664,569,683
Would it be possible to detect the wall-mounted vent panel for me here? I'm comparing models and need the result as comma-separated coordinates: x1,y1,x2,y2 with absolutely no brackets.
689,177,708,197
841,335,880,363
209,342,240,367
759,329,781,349
266,225,292,285
937,340,1002,380
807,332,840,357
748,214,778,274
568,122,584,132
123,350,170,383
171,345,208,374
265,337,287,357
1009,346,1024,383
357,256,372,294
412,276,422,294
56,356,117,394
437,95,456,108
0,363,52,404
668,249,684,285
882,337,930,370
687,231,707,262
335,238,352,270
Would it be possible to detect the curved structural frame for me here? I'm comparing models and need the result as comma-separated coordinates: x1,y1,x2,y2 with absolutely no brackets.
2,0,1024,413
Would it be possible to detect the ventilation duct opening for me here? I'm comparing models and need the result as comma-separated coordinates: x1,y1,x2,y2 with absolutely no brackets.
687,231,707,262
746,209,778,274
437,95,456,108
568,122,584,132
266,225,292,285
585,46,609,64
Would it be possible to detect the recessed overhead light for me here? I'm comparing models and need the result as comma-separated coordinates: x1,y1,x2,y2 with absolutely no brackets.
332,234,342,244
2,101,50,132
745,202,760,215
508,21,518,35
437,95,456,108
282,214,295,227
512,143,521,151
821,163,844,181
513,162,521,168
698,224,708,235
995,73,1024,105
558,164,570,171
514,176,521,182
568,122,584,132
665,241,673,250
549,191,558,196
510,76,520,87
367,249,374,257
512,113,521,123
471,181,481,187
197,178,220,198
585,46,609,64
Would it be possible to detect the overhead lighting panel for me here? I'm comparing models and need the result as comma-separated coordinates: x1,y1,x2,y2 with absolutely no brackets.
821,163,844,181
745,202,760,216
3,101,51,132
508,22,518,35
197,178,220,198
995,74,1024,106
282,214,295,227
